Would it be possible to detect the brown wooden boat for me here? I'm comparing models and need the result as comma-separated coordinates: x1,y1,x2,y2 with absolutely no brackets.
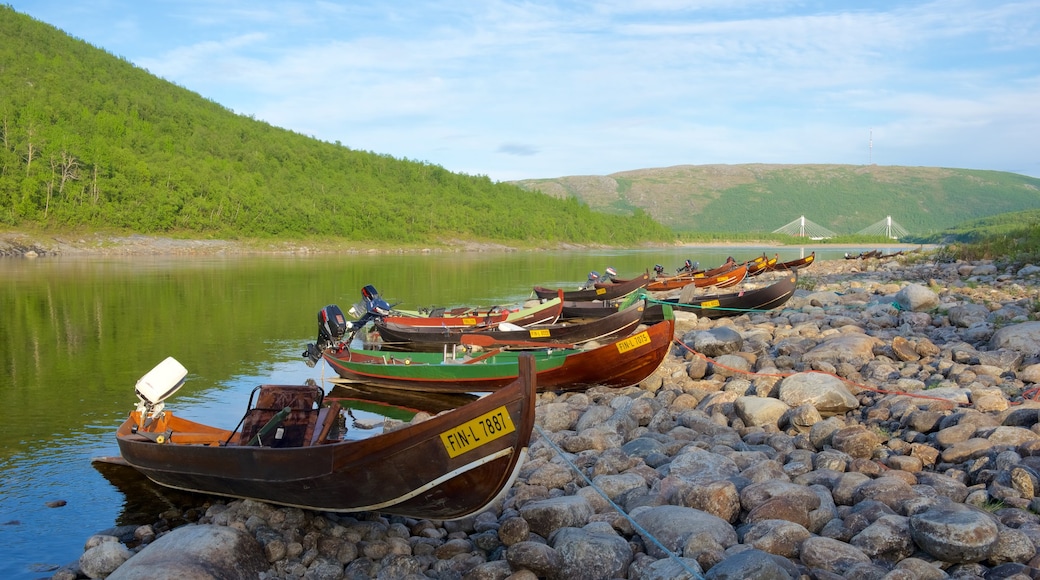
320,307,676,393
532,271,649,302
108,355,537,519
746,254,778,276
767,252,815,271
370,298,647,351
384,293,563,328
646,261,748,292
643,270,798,321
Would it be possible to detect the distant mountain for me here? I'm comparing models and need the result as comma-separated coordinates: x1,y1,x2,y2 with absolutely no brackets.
0,7,670,246
511,163,1040,236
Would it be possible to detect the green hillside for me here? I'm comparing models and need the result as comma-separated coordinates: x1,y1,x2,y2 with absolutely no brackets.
0,7,670,246
513,164,1040,237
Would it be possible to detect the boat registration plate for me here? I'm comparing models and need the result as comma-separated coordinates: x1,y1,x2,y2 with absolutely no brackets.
616,330,651,354
528,329,551,338
700,299,720,308
462,318,478,325
440,406,516,458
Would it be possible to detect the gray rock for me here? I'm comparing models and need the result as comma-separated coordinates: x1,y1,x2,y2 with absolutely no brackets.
519,496,594,538
108,524,267,580
734,396,790,428
551,524,633,580
894,283,940,312
631,505,738,559
739,519,811,558
504,541,563,578
908,502,1000,563
703,548,800,579
798,535,872,575
989,321,1040,356
80,538,133,579
687,326,744,357
802,334,883,369
777,372,860,416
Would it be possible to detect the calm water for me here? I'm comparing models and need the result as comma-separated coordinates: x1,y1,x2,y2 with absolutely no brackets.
0,245,883,578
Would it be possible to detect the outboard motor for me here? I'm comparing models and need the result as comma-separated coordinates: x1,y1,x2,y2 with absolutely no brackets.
604,266,618,281
303,285,393,366
360,285,391,317
653,264,665,277
304,304,348,365
579,270,600,290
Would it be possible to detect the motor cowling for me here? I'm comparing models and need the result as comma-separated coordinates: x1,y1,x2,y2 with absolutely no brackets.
303,304,347,366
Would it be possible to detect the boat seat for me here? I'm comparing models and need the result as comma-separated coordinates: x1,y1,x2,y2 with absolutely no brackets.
678,282,699,304
236,384,323,448
310,401,342,445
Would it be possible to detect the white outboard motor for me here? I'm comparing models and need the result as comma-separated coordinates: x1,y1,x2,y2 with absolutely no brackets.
579,270,600,290
134,356,188,426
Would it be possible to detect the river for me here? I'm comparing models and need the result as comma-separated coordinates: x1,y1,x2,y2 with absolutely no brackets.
0,245,896,578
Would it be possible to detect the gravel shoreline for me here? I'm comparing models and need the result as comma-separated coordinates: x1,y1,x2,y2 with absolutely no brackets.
53,253,1040,579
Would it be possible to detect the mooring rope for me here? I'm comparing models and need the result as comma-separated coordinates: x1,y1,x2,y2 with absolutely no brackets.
533,424,706,579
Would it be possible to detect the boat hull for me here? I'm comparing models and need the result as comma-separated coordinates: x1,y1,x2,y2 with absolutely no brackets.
117,358,538,519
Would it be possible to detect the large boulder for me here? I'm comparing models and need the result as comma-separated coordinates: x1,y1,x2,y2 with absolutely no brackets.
108,524,267,580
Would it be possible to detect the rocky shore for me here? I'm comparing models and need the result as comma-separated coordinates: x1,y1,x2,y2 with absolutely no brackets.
54,254,1040,579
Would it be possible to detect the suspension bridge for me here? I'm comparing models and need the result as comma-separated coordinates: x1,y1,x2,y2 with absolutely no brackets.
773,216,908,240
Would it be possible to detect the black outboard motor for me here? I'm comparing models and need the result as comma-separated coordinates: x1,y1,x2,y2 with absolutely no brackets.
360,285,391,317
653,264,665,277
303,285,393,366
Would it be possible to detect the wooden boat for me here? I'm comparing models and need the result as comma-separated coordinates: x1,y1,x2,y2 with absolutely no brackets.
107,355,537,519
643,271,798,321
319,307,676,393
844,250,881,260
371,298,648,351
645,261,748,292
746,254,778,277
532,271,650,302
384,293,563,328
767,252,815,271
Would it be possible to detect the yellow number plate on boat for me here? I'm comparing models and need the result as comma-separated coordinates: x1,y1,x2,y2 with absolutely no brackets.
595,288,606,295
528,329,551,338
701,299,720,308
615,330,651,354
440,406,516,458
462,318,478,325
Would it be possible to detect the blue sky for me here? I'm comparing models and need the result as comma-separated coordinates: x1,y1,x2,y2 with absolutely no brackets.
10,1,1040,181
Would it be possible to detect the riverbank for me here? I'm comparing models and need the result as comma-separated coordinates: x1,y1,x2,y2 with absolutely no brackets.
0,230,922,258
51,254,1040,579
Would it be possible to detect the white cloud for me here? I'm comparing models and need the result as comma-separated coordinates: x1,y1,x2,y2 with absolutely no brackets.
10,0,1040,179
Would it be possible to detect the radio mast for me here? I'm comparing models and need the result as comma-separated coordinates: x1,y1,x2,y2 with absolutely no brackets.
869,128,873,164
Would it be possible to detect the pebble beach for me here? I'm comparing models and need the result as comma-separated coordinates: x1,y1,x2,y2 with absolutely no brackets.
55,253,1040,580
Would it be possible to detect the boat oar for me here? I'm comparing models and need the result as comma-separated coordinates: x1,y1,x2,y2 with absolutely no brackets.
460,334,575,350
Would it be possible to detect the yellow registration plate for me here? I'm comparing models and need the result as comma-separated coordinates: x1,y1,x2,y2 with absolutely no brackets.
615,330,651,354
700,299,720,308
528,329,551,338
440,406,516,458
462,317,477,325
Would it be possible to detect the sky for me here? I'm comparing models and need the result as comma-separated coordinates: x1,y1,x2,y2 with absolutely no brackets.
9,1,1040,181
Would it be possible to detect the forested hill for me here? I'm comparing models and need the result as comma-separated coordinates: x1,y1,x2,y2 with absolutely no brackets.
0,7,671,246
513,164,1040,237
